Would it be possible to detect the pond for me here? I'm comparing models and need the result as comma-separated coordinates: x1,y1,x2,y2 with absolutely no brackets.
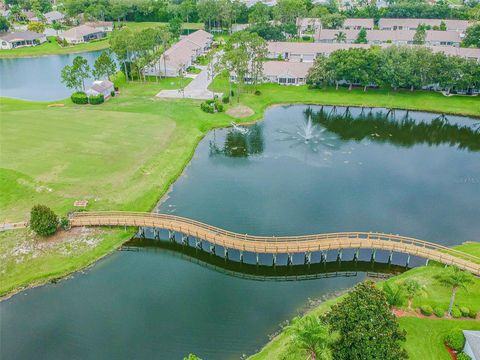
0,51,102,101
1,105,479,360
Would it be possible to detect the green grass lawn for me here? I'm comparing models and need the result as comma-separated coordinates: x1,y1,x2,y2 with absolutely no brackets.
400,317,480,360
249,243,480,360
0,36,110,58
211,75,480,118
123,21,204,31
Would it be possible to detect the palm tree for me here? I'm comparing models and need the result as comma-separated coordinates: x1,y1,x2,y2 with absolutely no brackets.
382,283,405,308
436,267,474,316
403,279,421,309
334,31,347,43
285,315,337,360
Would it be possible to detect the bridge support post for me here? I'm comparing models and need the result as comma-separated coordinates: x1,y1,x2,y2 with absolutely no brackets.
124,225,127,232
224,247,229,260
388,251,393,264
181,234,188,245
153,228,159,240
195,238,202,250
240,251,244,263
406,255,411,267
168,230,175,242
337,249,343,262
321,251,327,263
287,253,293,266
256,253,259,265
139,227,145,238
425,259,429,266
210,243,215,255
353,249,359,262
304,252,311,265
371,249,376,262
272,254,277,267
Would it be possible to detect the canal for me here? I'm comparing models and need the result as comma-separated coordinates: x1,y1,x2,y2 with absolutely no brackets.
1,105,479,359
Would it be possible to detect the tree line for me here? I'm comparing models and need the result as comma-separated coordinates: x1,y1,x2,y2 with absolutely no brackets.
307,46,480,93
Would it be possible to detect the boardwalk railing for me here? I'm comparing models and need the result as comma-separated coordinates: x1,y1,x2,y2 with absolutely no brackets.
70,211,480,275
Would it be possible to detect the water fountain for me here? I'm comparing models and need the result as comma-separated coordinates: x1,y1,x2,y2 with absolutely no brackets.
231,122,249,134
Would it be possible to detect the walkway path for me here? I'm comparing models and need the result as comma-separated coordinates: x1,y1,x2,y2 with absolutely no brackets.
69,211,480,275
156,53,223,100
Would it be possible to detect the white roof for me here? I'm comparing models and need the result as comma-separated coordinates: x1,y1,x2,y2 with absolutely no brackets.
263,61,313,78
464,331,480,359
379,18,469,31
268,41,369,55
343,18,374,28
44,11,64,22
61,25,102,40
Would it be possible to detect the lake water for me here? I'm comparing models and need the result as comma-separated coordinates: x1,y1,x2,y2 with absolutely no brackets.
1,105,479,360
0,51,102,101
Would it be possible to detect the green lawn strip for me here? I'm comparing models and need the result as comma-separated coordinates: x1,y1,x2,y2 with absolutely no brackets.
0,227,134,297
210,75,480,118
0,36,110,58
123,21,204,30
249,243,480,360
399,317,480,360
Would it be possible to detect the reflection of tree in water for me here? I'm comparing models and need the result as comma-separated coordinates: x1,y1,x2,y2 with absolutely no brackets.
310,107,480,152
209,124,264,158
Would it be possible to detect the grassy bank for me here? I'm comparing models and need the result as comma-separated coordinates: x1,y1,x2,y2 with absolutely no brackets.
249,243,480,360
0,36,110,58
1,78,479,298
211,75,480,118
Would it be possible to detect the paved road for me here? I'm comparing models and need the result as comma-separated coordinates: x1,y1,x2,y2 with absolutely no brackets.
156,54,223,100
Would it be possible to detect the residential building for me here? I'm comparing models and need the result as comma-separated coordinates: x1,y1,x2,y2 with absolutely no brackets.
44,11,65,24
267,41,480,62
144,30,213,77
85,21,114,32
0,31,47,49
23,10,36,21
59,25,107,44
463,331,480,360
343,18,374,30
267,41,369,62
86,80,115,99
378,18,469,33
315,29,461,47
262,60,313,85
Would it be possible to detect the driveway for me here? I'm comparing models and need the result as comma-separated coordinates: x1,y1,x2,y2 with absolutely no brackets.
156,53,223,100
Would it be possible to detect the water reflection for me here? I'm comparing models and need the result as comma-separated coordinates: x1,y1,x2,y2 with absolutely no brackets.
209,124,264,157
310,106,480,152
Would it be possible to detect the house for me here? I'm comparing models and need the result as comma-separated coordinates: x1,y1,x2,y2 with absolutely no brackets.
0,31,47,49
85,21,114,32
296,18,322,37
59,25,106,44
378,18,469,33
86,80,114,98
144,30,213,77
262,61,313,85
267,41,369,62
343,18,374,30
315,29,461,47
463,330,480,360
44,11,65,24
23,10,36,21
429,46,480,62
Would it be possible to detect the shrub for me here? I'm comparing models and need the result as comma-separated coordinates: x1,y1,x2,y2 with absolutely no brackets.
59,217,70,230
302,35,311,41
216,102,224,112
88,94,104,105
71,91,88,104
457,352,471,360
230,90,235,97
434,307,444,318
445,329,465,351
111,71,126,88
420,305,433,316
30,205,58,237
451,307,462,318
468,309,477,319
200,101,214,113
110,90,115,97
460,307,470,317
254,90,261,95
222,95,229,104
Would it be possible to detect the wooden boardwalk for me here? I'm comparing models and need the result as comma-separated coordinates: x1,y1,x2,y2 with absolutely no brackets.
69,211,480,275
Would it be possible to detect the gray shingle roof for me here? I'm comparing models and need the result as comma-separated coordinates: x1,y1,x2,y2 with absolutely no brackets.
0,31,45,42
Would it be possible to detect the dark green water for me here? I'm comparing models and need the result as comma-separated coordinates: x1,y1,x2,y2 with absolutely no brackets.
1,105,479,360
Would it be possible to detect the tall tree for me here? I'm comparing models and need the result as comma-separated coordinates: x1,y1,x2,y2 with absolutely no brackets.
334,31,346,43
0,15,10,32
109,27,134,81
285,315,337,360
61,56,91,91
325,281,407,360
355,27,367,43
462,24,480,48
306,54,333,88
168,16,182,39
403,279,421,309
273,0,307,24
248,2,271,27
436,267,474,316
413,24,426,45
93,50,117,80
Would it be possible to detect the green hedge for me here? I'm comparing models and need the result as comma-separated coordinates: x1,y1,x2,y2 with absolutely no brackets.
71,91,88,104
433,307,444,318
88,94,104,105
460,307,470,317
457,352,472,360
420,305,433,316
445,329,465,351
452,307,462,318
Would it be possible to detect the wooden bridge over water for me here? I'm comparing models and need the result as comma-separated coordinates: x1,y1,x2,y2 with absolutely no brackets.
69,211,480,275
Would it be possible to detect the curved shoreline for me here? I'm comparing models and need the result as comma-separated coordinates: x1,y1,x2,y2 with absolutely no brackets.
1,98,479,300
